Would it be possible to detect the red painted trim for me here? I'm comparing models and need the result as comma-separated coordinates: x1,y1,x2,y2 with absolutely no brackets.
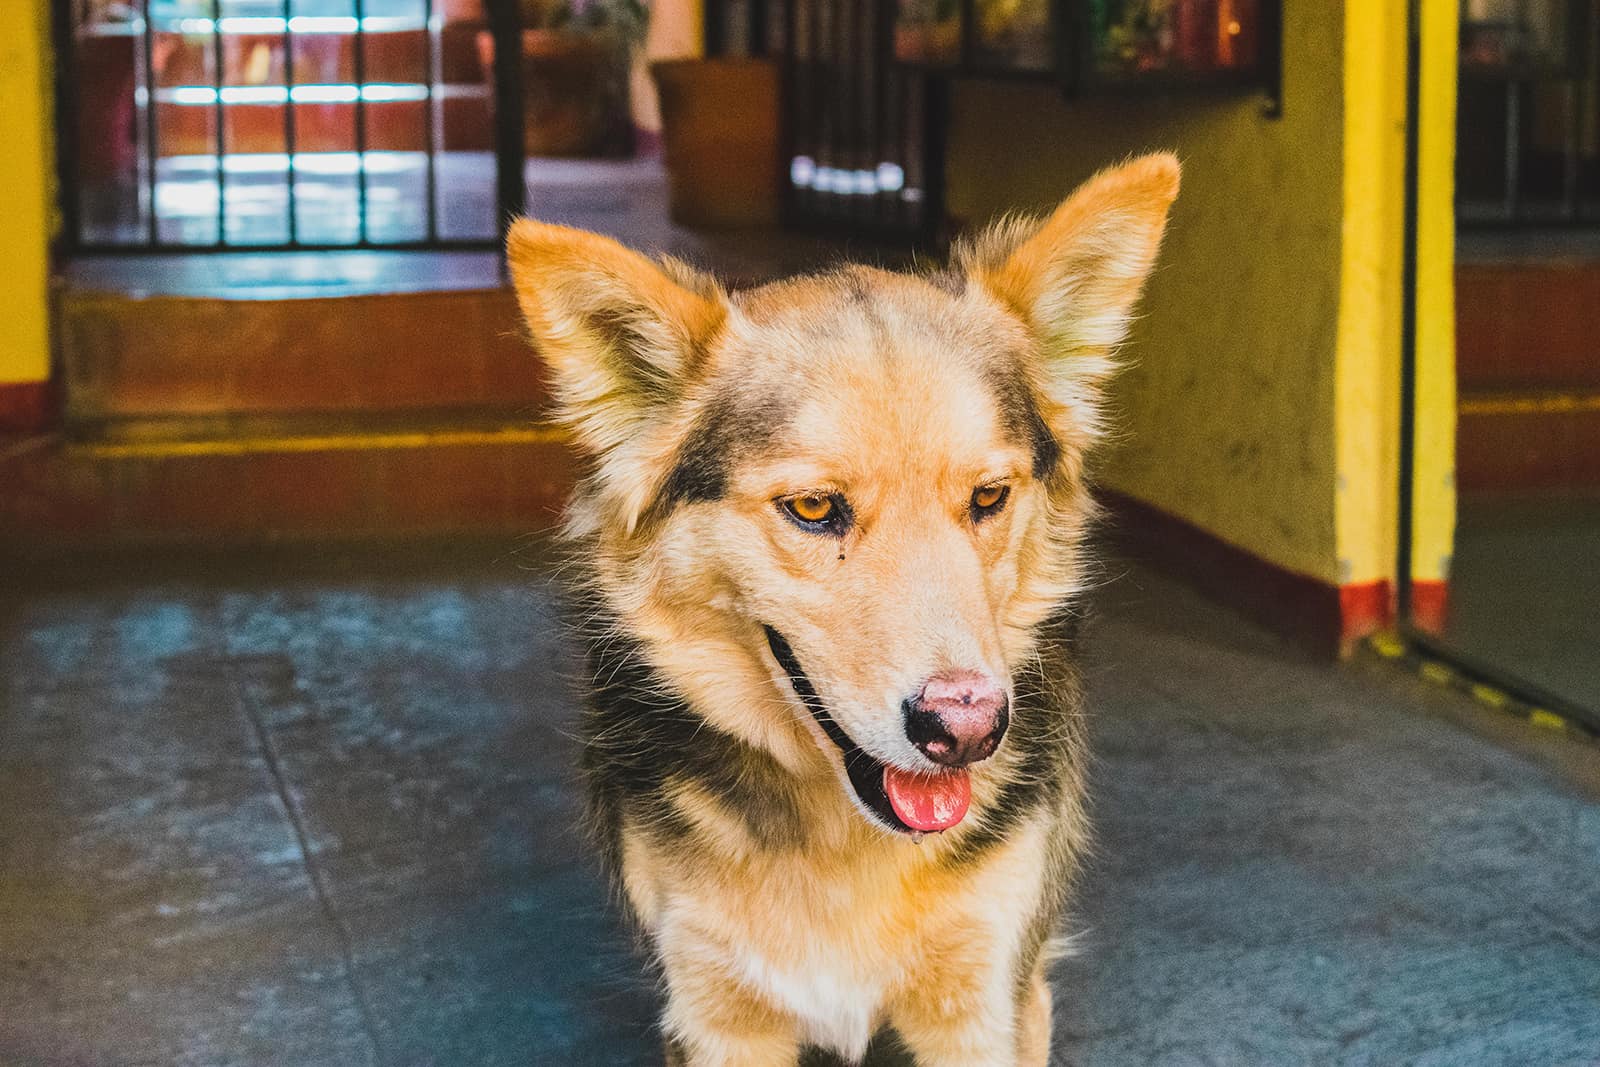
0,381,53,433
1099,489,1346,657
1409,579,1450,635
1339,579,1395,646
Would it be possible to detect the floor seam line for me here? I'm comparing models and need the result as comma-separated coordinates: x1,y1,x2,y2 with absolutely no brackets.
232,675,388,1067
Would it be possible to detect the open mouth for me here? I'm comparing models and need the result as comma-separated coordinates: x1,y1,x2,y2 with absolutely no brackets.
763,625,971,834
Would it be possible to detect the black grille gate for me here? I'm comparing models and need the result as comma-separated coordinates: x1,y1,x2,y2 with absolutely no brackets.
706,0,948,242
55,0,526,251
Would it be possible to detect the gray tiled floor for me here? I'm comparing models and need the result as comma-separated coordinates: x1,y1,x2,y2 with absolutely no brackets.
1,542,1596,1066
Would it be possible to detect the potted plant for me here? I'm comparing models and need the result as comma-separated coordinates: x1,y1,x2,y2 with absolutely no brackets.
516,0,649,157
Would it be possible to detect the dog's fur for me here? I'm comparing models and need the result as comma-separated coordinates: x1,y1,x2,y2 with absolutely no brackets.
507,153,1179,1067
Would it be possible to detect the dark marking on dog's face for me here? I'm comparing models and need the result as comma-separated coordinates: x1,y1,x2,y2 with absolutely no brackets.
983,361,1062,481
649,393,790,519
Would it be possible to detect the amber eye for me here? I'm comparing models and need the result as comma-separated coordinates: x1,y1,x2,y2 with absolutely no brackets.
970,483,1010,521
779,492,851,535
790,494,834,523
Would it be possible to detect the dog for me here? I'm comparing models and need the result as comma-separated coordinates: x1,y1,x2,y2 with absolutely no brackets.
506,152,1179,1067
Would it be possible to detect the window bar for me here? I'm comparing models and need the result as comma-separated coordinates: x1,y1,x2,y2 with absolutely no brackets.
748,0,768,56
869,0,889,227
844,0,862,225
54,0,84,247
883,71,908,231
1504,78,1521,222
354,0,370,244
837,0,852,220
899,76,917,232
922,72,947,241
283,0,298,244
490,0,528,236
705,0,727,55
1562,79,1579,222
422,0,440,243
778,0,799,225
212,0,227,245
809,0,823,217
141,0,161,245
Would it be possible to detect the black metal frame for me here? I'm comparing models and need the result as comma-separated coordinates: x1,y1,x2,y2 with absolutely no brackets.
1456,0,1599,228
743,0,949,242
703,0,1284,243
52,0,526,253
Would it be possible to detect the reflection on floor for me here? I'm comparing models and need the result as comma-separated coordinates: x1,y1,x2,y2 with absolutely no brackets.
1,544,1596,1065
1447,489,1600,711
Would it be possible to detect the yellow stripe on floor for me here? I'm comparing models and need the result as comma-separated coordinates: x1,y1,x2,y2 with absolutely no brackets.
1458,392,1600,417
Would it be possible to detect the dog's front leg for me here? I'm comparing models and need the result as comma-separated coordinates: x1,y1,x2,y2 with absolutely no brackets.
889,957,1048,1067
657,946,799,1067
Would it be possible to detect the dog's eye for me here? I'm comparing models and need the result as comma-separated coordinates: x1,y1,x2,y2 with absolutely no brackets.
970,484,1010,522
779,493,851,535
790,494,833,522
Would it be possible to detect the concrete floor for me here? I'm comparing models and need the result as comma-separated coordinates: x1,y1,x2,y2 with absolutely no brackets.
1,543,1597,1066
1447,489,1600,713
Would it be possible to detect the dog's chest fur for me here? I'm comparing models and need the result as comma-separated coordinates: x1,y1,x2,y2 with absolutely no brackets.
633,799,1056,1062
578,616,1088,1060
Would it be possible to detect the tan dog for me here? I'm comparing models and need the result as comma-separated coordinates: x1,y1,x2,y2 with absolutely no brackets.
507,153,1179,1066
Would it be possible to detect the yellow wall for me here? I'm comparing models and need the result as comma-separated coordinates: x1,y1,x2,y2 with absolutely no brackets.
949,0,1455,604
1332,0,1407,589
947,0,1347,583
0,0,54,388
1411,0,1459,589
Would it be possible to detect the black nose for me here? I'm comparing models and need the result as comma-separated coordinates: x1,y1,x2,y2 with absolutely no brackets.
903,686,1009,768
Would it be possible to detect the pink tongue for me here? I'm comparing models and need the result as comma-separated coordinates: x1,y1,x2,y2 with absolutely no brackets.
882,766,971,832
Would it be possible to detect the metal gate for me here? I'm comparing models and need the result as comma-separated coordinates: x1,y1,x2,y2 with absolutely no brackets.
53,0,526,251
707,0,947,241
1457,0,1600,225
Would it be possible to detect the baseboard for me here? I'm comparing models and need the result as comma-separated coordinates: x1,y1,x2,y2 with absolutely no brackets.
1097,488,1396,657
0,380,53,433
1409,578,1450,635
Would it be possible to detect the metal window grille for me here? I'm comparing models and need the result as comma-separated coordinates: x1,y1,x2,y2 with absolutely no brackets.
54,0,526,251
706,0,947,241
1457,0,1600,226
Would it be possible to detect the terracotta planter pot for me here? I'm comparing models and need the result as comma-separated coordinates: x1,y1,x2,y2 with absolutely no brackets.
650,58,780,229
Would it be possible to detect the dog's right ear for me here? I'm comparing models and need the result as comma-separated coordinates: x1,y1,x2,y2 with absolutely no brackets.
506,219,726,462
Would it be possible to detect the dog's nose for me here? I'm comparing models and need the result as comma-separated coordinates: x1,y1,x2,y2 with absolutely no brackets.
904,670,1009,767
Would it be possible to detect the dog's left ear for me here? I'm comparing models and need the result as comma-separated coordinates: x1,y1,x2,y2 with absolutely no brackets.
971,152,1180,365
507,220,728,531
506,219,726,458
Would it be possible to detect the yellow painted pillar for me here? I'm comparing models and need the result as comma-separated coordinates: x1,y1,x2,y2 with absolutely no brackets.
0,0,54,428
1333,0,1459,646
1409,0,1460,632
1333,0,1408,644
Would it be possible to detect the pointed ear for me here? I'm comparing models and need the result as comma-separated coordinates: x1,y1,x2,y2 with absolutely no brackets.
506,219,726,460
967,152,1180,362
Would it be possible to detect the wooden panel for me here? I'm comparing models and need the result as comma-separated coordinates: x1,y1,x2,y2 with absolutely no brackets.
1456,264,1600,392
57,288,547,424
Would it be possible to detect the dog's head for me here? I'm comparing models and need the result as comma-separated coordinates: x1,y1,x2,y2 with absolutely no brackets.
509,154,1178,836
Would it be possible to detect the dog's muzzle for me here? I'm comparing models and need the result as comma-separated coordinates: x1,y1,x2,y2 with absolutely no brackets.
763,625,972,834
